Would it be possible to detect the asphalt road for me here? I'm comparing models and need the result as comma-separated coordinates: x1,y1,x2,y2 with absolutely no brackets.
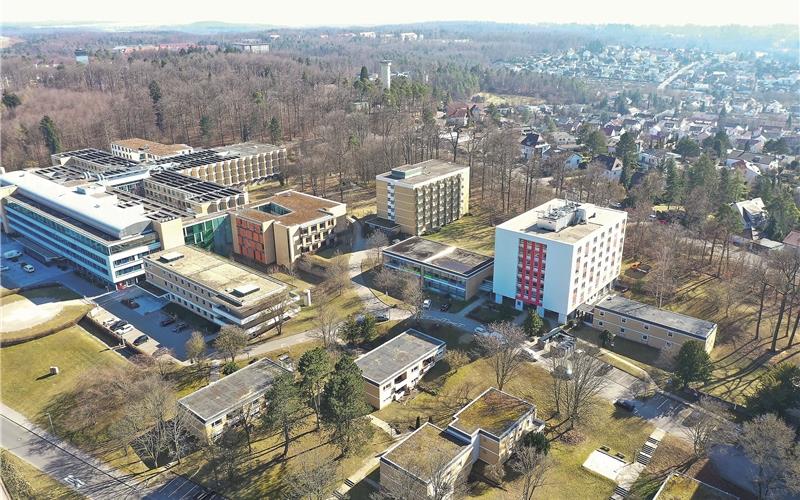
0,415,140,500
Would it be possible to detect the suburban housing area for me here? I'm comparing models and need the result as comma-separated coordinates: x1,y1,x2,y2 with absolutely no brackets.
1,16,799,500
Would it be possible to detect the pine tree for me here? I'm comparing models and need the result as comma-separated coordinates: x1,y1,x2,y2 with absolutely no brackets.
664,159,684,209
359,65,369,81
2,92,21,111
268,116,282,144
321,356,373,456
39,115,61,154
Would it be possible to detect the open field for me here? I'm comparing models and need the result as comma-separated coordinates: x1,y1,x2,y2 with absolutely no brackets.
474,92,545,107
1,449,85,499
374,355,655,499
279,285,364,337
424,209,497,256
0,286,91,343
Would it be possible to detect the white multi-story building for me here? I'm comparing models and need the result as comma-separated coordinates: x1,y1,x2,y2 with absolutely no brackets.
493,199,627,322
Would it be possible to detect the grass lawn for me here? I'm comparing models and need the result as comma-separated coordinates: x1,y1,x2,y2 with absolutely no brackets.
1,449,84,499
271,271,318,291
173,412,393,499
279,286,364,337
1,286,91,343
424,210,496,256
373,356,654,499
0,325,129,418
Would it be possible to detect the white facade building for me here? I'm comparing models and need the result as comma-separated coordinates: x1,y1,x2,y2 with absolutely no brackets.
492,199,627,322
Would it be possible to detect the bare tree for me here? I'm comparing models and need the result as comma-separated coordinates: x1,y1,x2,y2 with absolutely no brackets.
312,299,341,348
684,397,735,459
266,292,291,337
283,454,338,500
739,413,799,500
164,409,191,464
374,266,399,296
376,444,468,500
511,445,554,500
768,248,800,351
185,331,207,367
475,322,527,390
214,326,248,362
323,251,351,297
555,348,607,429
400,274,427,323
366,231,389,270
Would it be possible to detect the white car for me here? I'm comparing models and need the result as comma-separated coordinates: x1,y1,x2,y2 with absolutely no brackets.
474,326,487,335
3,250,22,260
22,264,35,273
422,299,431,310
116,324,134,335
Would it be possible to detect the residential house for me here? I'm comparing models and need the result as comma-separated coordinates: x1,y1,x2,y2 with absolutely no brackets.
379,388,543,498
731,198,768,239
520,132,550,161
590,154,624,182
355,329,446,409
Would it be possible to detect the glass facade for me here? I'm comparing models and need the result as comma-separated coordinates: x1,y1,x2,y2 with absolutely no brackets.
183,215,232,255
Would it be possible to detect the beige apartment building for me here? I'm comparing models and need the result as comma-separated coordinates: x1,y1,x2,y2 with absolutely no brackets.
144,245,298,336
179,142,286,187
591,295,717,353
178,358,289,440
355,329,446,409
230,190,347,268
375,159,470,236
379,388,543,498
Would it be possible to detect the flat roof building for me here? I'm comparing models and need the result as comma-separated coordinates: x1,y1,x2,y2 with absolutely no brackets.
178,358,289,440
143,171,249,215
158,142,286,187
356,329,446,409
382,236,493,300
493,199,627,322
591,295,718,353
231,190,347,269
110,138,193,163
379,387,543,498
144,245,298,335
375,159,470,236
0,170,162,288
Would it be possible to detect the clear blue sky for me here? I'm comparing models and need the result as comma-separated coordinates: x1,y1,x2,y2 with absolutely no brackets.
4,0,797,26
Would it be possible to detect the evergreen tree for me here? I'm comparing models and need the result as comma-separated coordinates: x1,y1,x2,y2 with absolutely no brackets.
263,372,303,459
717,168,746,207
673,341,712,389
1,92,21,111
298,347,333,430
39,115,61,154
359,65,369,81
523,310,545,338
674,137,701,159
687,154,718,192
268,116,282,144
664,159,684,209
765,189,800,241
199,115,213,141
148,80,165,132
321,356,373,456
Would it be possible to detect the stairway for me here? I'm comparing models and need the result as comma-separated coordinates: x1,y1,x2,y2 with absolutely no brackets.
612,485,630,499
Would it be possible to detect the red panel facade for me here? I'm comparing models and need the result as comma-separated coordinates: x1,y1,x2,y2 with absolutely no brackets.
235,218,266,264
516,239,546,306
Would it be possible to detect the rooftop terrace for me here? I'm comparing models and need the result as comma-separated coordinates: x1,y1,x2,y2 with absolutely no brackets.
383,237,493,277
112,138,191,158
237,190,343,226
355,329,445,384
178,359,289,422
450,388,534,437
497,199,626,244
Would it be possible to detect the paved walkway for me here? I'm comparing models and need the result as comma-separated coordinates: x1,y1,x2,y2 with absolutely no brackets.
0,403,143,499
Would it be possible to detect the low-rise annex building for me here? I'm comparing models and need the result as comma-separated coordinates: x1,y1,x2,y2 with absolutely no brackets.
355,329,446,409
589,295,717,353
144,245,299,336
231,190,347,268
379,388,543,498
178,358,289,440
110,138,194,162
382,237,494,301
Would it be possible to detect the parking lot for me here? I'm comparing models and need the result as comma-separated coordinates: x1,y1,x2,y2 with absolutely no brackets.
144,474,225,500
95,286,216,360
632,392,694,434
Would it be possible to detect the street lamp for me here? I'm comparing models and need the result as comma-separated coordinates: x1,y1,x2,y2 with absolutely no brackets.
45,412,55,435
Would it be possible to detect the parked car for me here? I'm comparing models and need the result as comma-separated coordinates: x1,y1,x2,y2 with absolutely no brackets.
375,315,389,323
122,298,139,309
3,250,22,260
474,326,487,335
23,264,35,273
613,283,630,293
439,302,451,312
614,399,636,412
116,324,134,335
110,320,129,331
637,264,652,274
174,322,188,332
596,363,613,376
0,265,8,272
422,299,431,310
132,334,149,346
160,317,176,326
